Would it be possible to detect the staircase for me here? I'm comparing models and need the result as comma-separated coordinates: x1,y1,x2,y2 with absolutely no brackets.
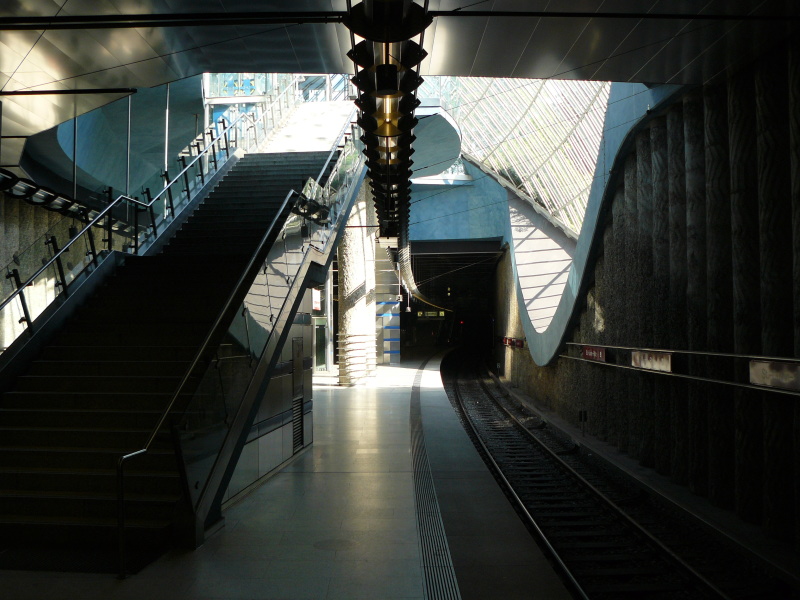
0,151,331,572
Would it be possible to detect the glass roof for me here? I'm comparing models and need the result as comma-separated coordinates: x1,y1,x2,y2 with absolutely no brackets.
419,77,610,234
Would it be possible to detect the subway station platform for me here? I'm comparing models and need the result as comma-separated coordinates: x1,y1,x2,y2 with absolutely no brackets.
3,355,571,600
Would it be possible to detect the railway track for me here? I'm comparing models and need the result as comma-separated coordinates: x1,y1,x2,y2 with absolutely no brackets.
442,352,797,600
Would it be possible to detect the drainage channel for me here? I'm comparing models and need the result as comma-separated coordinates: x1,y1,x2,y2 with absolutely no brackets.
410,357,461,600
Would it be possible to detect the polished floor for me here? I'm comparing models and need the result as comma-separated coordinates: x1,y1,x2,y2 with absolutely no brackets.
2,356,570,600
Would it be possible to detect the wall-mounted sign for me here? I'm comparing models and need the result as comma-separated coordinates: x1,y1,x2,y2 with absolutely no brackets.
749,360,800,392
581,346,606,362
631,350,672,372
312,288,322,311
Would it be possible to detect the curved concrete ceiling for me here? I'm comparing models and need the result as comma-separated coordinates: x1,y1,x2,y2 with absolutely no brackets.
411,104,460,178
0,1,797,170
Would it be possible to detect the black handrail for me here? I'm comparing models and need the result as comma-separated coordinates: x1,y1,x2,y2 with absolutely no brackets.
0,109,251,322
116,122,356,578
0,193,142,315
115,188,294,578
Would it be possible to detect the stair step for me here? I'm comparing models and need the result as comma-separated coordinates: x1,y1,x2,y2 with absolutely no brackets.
0,447,176,471
0,490,179,521
14,375,184,394
0,408,165,430
37,346,198,362
25,360,191,377
0,466,180,495
0,150,322,556
0,391,174,410
51,328,208,346
0,426,165,449
0,514,171,547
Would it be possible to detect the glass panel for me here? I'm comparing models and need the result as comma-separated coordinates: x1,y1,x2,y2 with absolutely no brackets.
176,135,364,507
418,76,610,234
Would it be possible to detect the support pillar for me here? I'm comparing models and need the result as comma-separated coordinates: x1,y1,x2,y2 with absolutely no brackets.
667,104,688,485
337,184,376,385
623,154,638,456
755,53,795,540
703,83,734,508
728,68,762,523
596,224,614,440
636,131,654,467
789,38,800,549
650,117,671,475
684,89,708,496
611,186,626,451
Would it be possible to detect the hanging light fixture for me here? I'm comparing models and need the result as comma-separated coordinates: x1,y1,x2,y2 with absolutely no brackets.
344,0,431,239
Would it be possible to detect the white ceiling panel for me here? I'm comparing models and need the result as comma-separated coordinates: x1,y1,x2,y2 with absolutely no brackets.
0,0,796,170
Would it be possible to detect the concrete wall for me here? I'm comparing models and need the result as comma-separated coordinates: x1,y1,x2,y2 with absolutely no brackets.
409,161,508,242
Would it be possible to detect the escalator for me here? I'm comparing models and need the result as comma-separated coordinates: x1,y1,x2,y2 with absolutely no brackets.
0,146,365,573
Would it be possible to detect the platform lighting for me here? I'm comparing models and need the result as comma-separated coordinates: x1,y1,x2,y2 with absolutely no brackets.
344,0,432,238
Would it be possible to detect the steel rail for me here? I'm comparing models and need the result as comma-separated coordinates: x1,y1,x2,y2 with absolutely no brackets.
428,10,798,21
0,10,793,31
452,363,733,600
474,372,732,599
0,13,347,30
450,366,589,600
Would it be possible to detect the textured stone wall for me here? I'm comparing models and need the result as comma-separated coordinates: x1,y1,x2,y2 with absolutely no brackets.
1,191,125,350
337,183,376,385
497,40,800,546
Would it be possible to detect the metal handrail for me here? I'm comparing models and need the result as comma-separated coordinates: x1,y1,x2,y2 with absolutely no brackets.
315,108,357,185
116,190,293,578
564,341,800,364
0,115,247,318
0,193,142,315
562,341,800,397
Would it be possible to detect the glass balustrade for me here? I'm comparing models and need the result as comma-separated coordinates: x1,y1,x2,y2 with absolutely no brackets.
177,138,364,507
0,76,309,357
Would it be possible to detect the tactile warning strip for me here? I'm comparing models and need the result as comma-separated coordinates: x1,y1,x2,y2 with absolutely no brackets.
410,359,462,600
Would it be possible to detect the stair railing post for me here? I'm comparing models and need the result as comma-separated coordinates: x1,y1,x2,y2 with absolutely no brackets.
193,143,205,187
46,235,69,298
138,191,157,241
81,208,98,264
222,123,230,159
117,457,127,579
105,187,114,251
241,302,253,365
133,204,140,255
6,269,32,335
147,198,158,239
179,156,191,204
210,134,218,172
162,170,174,216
